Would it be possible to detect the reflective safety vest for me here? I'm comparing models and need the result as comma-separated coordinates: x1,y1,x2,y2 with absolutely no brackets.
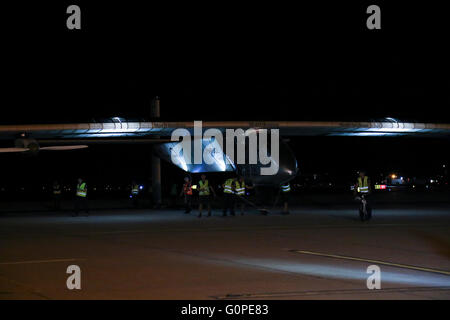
357,176,369,193
281,183,291,193
131,185,139,195
223,179,235,194
76,183,87,197
183,182,193,195
53,185,61,195
235,181,246,196
198,180,210,196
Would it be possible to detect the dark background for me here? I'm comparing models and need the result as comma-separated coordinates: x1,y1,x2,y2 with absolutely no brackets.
2,1,449,123
0,1,449,199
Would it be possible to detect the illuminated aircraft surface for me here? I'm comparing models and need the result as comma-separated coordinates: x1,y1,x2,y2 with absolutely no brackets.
0,120,449,186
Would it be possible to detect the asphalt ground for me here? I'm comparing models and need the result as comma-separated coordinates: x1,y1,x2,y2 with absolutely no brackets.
1,203,449,300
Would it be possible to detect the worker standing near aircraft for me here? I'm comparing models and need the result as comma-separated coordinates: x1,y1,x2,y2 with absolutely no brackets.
197,174,216,218
74,178,88,217
52,180,62,211
180,176,193,214
354,170,372,220
235,176,254,215
222,176,237,217
354,170,372,198
280,182,291,215
169,183,178,208
130,180,140,208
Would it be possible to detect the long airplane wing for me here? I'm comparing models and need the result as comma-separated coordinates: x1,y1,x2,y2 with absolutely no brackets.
0,120,450,140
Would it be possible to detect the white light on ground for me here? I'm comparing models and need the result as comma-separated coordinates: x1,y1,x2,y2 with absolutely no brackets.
233,259,450,287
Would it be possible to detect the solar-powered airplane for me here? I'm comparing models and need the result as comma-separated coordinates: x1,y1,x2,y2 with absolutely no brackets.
1,119,449,190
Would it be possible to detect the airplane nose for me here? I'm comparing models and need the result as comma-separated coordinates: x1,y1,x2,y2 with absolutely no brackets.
249,138,298,186
278,140,298,179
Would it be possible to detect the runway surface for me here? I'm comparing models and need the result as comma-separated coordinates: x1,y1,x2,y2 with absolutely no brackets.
1,205,450,299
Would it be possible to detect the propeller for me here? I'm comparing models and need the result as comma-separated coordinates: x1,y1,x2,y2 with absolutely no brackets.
0,145,88,153
0,148,29,153
39,145,89,151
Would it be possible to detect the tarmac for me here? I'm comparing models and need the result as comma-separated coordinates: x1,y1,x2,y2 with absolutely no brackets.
1,202,450,300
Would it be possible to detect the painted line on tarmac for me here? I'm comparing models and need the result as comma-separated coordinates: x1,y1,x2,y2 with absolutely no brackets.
0,258,83,266
289,249,450,276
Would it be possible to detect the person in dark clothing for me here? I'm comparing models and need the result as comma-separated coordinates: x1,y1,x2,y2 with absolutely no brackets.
52,180,62,211
169,183,178,208
197,174,216,218
73,178,89,217
179,176,193,213
130,181,140,208
354,170,373,221
222,177,237,217
280,182,291,215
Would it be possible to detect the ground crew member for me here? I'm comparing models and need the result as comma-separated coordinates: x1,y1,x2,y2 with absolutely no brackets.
197,174,216,218
74,178,88,216
222,176,237,217
235,176,254,215
281,182,291,215
354,170,372,218
180,176,193,214
169,183,178,208
130,181,140,208
52,180,62,211
354,170,371,196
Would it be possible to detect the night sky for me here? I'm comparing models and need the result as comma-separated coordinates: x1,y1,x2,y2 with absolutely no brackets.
3,2,449,123
1,2,449,195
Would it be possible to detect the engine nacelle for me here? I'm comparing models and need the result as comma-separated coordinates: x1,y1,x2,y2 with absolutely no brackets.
14,138,40,154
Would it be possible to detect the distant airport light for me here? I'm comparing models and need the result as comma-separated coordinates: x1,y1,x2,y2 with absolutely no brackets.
375,184,387,190
391,174,397,179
